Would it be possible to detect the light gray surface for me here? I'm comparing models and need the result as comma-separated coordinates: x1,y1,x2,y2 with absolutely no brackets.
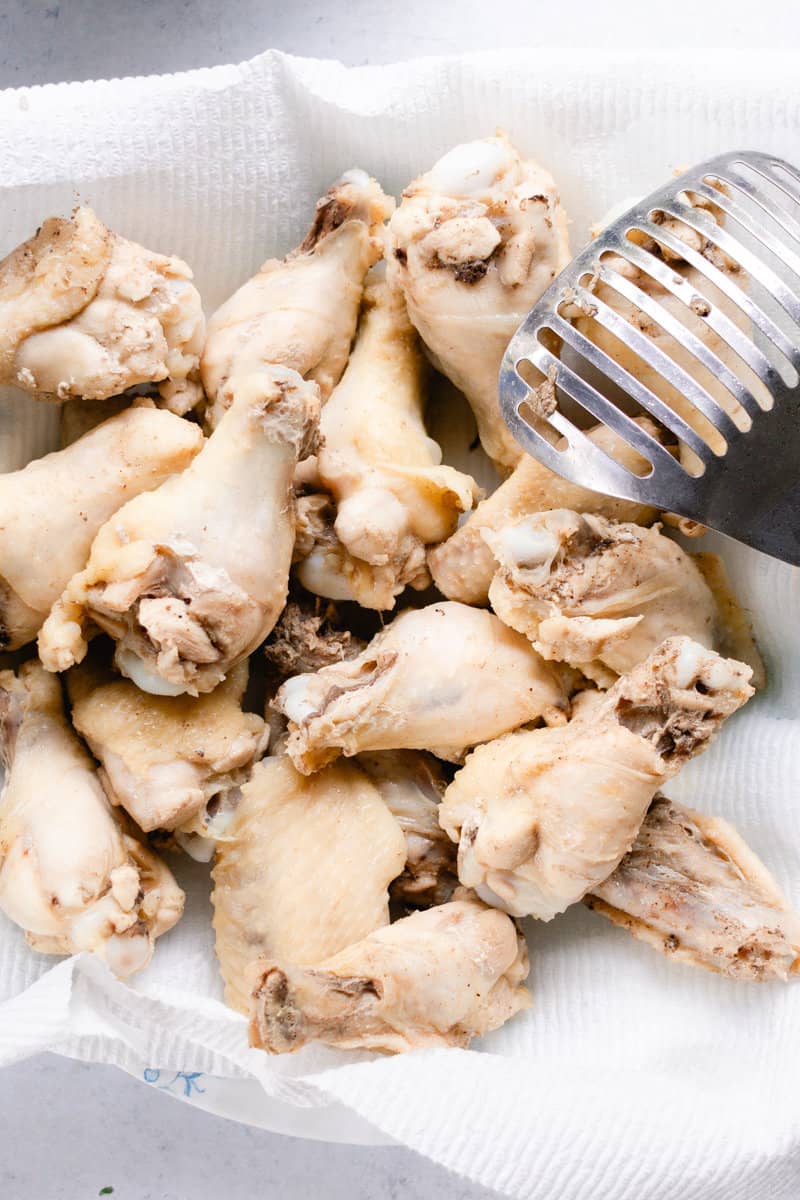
0,0,798,87
0,1055,493,1199
2,3,798,1199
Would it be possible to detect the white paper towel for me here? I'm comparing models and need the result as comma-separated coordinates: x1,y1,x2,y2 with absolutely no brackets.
1,47,800,1199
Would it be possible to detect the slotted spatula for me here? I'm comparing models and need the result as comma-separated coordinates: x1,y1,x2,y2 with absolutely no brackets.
499,150,800,566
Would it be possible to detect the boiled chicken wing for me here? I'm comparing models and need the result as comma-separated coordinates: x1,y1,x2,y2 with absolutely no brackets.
485,509,764,686
201,172,393,427
275,601,567,773
296,279,480,610
388,133,570,473
0,207,205,414
428,421,660,606
0,407,203,651
586,795,800,980
0,661,183,975
249,895,531,1053
68,654,267,842
211,754,406,1013
440,637,754,919
39,368,320,695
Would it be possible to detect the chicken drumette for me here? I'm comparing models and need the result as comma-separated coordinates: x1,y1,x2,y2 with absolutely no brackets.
39,368,320,695
0,661,183,976
388,133,570,474
295,278,480,610
0,207,205,414
275,601,567,773
440,637,754,920
201,172,394,427
0,406,202,651
249,895,530,1053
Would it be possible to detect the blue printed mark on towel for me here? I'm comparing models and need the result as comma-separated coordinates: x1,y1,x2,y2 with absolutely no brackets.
143,1068,206,1097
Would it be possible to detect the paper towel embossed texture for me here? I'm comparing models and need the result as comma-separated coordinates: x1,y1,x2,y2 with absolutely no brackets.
1,48,800,1200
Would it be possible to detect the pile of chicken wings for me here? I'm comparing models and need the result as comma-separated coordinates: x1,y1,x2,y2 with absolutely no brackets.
0,134,795,1056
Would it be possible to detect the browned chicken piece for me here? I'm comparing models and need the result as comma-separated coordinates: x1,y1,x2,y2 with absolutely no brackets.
0,207,205,414
212,754,406,1014
201,171,394,428
68,654,267,846
388,133,570,475
0,407,203,651
440,637,754,920
485,509,765,687
428,420,660,607
0,661,184,976
295,278,480,610
358,750,458,908
587,795,800,980
39,368,320,695
275,601,567,773
249,895,531,1053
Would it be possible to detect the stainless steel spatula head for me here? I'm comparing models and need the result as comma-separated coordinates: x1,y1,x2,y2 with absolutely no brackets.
499,150,800,566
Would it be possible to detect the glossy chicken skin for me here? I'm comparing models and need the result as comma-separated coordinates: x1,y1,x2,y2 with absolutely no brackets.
0,207,205,413
296,278,479,610
440,637,754,919
249,895,531,1053
0,406,203,651
212,754,406,1013
0,662,183,976
275,601,567,772
39,367,320,695
485,509,763,686
388,133,570,473
68,655,267,837
201,171,394,427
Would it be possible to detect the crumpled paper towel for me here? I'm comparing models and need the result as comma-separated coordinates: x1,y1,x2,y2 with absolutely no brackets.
2,46,800,1199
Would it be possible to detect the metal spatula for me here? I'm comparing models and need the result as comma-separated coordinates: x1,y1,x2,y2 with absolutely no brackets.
499,150,800,566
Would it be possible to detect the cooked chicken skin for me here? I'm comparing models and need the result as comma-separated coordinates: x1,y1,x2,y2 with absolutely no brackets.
485,509,764,686
296,278,480,610
39,368,320,695
275,601,567,773
212,754,406,1014
0,207,205,414
387,133,570,474
440,637,754,919
0,407,203,651
0,662,183,976
249,895,531,1053
201,171,394,427
428,421,660,607
587,796,800,980
68,654,267,838
357,750,458,908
